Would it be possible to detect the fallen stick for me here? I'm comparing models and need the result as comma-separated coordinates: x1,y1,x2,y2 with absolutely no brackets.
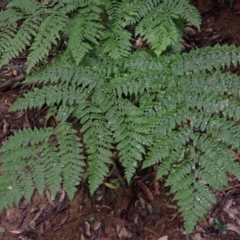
0,74,25,92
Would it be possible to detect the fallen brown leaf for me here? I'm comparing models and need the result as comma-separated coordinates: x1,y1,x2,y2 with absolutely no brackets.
53,215,68,230
227,223,240,235
135,180,154,202
158,236,168,240
1,220,23,235
114,217,133,227
45,189,56,207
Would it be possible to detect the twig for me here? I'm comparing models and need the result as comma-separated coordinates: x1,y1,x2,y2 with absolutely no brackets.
0,74,25,92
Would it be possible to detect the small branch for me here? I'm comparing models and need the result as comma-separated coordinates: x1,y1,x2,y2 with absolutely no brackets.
0,74,26,92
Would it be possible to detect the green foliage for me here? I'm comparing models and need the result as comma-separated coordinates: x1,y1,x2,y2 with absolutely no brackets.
1,0,240,235
0,0,200,72
0,123,84,206
214,218,227,233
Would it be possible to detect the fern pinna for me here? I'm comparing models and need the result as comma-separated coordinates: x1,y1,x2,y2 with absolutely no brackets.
1,0,240,234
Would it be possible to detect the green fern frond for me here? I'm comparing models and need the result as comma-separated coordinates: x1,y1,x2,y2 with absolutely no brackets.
135,0,201,55
164,147,218,233
103,0,143,58
54,0,104,14
0,122,84,210
0,128,52,209
56,123,85,199
0,23,17,55
105,0,133,28
176,181,216,234
171,44,240,75
0,15,43,69
10,85,71,110
168,0,201,28
142,130,190,170
23,63,102,87
101,30,132,59
7,0,42,14
0,128,53,152
27,12,68,72
73,99,113,194
137,17,180,56
144,109,240,233
108,101,153,183
64,5,105,65
10,84,90,112
0,9,24,25
39,144,63,197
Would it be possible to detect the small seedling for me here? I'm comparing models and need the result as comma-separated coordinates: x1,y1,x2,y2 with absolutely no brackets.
214,218,227,234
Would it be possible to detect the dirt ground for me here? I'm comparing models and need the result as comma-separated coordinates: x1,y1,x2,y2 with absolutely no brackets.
1,0,240,239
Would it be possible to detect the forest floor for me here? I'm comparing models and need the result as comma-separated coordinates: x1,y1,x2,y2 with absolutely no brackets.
1,0,240,239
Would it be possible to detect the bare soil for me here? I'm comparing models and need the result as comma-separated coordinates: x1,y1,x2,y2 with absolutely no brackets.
1,1,240,239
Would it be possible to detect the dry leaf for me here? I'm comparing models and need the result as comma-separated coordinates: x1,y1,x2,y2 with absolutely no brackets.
227,223,240,235
53,215,68,230
117,225,130,239
2,119,9,135
153,180,160,195
17,208,27,228
104,182,117,189
80,233,86,240
166,204,178,209
158,236,168,240
236,218,240,226
135,37,144,48
146,203,153,214
224,207,239,218
184,26,197,36
29,204,46,229
57,189,65,203
45,189,56,207
114,217,133,227
1,221,23,235
136,180,154,202
223,199,233,210
85,221,91,236
190,233,206,240
91,221,101,231
5,208,15,220
138,196,146,209
11,69,17,76
13,111,25,120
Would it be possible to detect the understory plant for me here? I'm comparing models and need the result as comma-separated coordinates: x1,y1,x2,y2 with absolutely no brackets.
1,0,240,233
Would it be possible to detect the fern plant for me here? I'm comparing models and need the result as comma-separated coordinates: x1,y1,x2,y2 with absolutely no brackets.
1,0,240,234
